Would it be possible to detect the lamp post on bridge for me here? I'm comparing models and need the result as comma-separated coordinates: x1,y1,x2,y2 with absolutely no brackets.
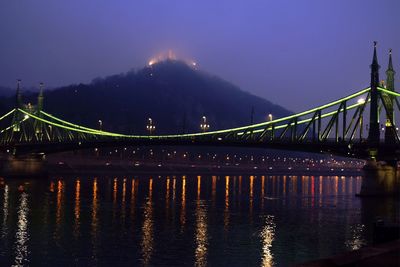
268,113,273,122
146,118,155,135
200,116,210,132
98,120,103,131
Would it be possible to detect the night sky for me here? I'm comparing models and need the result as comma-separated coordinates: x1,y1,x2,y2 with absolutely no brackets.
0,1,399,112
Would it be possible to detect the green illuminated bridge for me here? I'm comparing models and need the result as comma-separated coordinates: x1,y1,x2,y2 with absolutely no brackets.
0,44,399,164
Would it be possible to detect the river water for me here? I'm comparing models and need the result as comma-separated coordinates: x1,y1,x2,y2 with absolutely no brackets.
0,174,398,266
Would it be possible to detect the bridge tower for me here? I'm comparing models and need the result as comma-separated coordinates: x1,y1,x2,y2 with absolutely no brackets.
35,82,45,139
11,79,23,133
368,42,381,146
37,82,44,113
384,49,396,144
360,45,400,196
15,79,22,108
2,80,47,176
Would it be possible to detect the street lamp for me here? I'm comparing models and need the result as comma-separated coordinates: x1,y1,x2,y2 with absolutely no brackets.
268,113,273,121
98,120,103,131
146,118,155,135
200,116,210,132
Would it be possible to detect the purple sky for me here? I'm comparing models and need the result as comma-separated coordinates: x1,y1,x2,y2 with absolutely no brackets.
0,1,399,112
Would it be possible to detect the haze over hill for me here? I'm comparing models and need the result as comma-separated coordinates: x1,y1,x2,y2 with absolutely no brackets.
0,60,292,134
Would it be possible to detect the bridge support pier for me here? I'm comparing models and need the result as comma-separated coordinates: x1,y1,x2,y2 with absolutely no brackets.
358,160,400,197
0,154,48,178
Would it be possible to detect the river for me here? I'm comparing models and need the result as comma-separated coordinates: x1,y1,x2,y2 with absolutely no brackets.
0,174,398,266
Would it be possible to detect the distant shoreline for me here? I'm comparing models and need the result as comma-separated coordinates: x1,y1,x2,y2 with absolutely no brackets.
0,153,365,178
46,162,363,177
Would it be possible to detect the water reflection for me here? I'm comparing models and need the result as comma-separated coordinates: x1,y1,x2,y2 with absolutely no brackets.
122,178,127,223
14,192,29,266
302,176,309,207
141,178,153,265
319,176,323,207
224,176,229,231
261,176,265,209
249,175,254,219
195,175,208,267
282,176,287,195
341,176,345,194
239,175,242,195
260,215,275,267
345,224,366,250
73,179,81,239
113,178,117,222
55,180,64,243
302,176,309,195
311,176,315,207
334,176,339,207
180,176,186,230
290,176,297,194
172,177,176,201
120,178,127,229
2,185,9,239
211,176,217,210
171,177,177,223
233,176,237,197
166,177,170,217
91,178,99,262
131,178,137,220
0,174,397,267
197,175,201,198
49,181,54,193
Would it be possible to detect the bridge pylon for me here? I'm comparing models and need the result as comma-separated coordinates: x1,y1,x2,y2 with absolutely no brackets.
384,49,396,145
359,44,400,196
34,82,45,140
367,42,381,149
11,80,23,134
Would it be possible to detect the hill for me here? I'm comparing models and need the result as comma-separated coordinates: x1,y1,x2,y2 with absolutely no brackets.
0,60,292,134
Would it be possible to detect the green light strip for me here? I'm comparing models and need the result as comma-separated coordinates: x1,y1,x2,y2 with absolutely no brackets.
148,87,371,138
378,87,400,97
277,101,365,129
0,116,29,134
40,111,110,134
237,100,367,135
0,109,15,122
19,109,132,137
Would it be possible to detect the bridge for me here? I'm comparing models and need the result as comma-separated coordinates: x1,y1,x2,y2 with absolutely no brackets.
0,43,399,195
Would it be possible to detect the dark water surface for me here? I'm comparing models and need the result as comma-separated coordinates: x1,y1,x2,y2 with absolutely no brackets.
0,174,398,266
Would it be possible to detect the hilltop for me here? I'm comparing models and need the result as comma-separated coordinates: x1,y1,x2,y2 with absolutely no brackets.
0,60,292,134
